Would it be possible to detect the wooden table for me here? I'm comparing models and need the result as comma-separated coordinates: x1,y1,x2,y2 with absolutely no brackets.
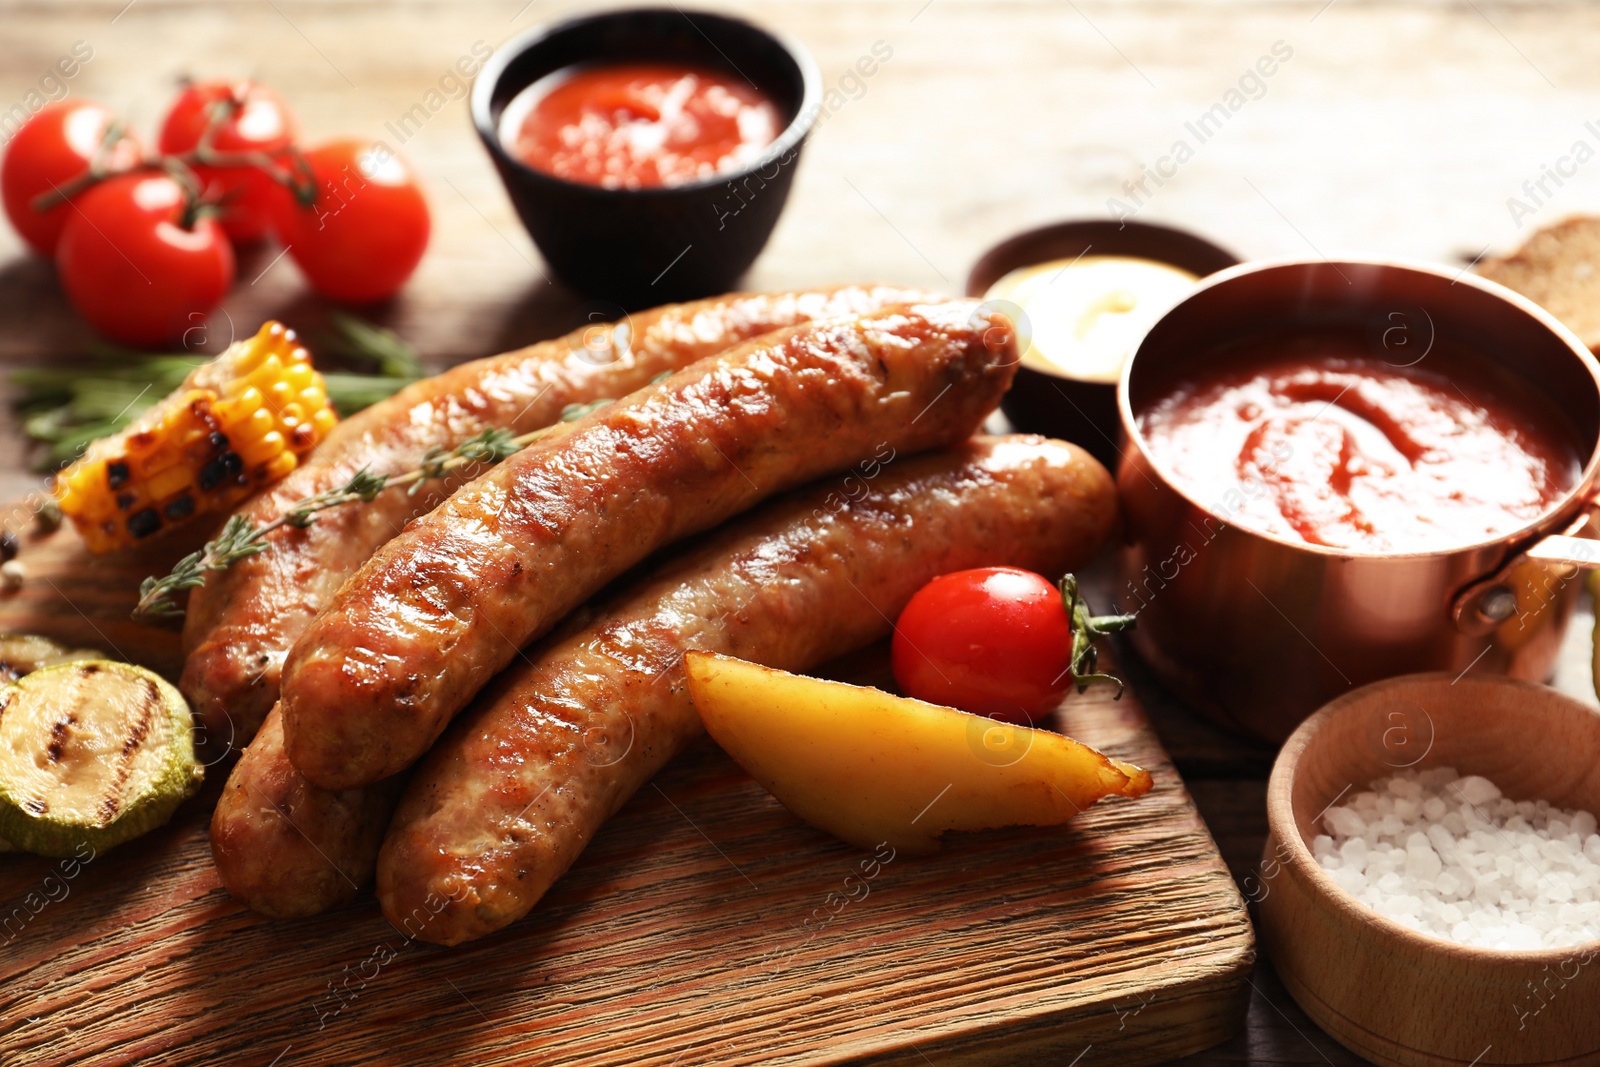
3,2,1599,1064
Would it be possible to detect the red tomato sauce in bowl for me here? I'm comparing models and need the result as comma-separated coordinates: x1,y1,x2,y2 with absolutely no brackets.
499,62,781,189
1137,330,1584,553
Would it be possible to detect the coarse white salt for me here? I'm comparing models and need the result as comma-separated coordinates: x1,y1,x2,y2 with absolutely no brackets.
1314,767,1600,950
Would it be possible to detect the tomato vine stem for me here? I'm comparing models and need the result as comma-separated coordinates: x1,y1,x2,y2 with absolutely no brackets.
1059,573,1136,698
26,90,317,220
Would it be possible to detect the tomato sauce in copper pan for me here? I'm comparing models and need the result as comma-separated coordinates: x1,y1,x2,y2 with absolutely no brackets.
1114,257,1600,741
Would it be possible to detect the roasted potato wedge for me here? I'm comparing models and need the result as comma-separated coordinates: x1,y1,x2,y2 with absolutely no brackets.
685,651,1151,854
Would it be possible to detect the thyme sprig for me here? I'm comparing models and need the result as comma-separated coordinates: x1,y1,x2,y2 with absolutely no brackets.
133,401,613,621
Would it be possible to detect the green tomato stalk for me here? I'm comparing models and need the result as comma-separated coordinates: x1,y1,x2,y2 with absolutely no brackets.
1060,573,1137,698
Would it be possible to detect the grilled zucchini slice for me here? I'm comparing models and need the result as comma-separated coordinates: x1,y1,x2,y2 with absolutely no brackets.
0,635,102,852
0,660,203,856
0,633,101,685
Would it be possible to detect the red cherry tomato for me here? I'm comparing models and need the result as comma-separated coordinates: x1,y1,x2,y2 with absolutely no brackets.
891,567,1076,725
56,173,235,347
277,139,430,304
157,80,298,243
2,101,141,256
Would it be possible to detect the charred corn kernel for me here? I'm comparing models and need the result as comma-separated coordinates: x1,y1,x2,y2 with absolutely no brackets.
53,321,339,554
262,452,297,482
235,406,276,444
211,387,264,426
123,428,162,460
146,465,191,502
249,357,284,390
132,444,181,480
238,430,286,468
231,337,271,375
284,363,315,392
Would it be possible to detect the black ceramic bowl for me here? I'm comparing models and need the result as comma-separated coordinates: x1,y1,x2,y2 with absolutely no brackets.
472,8,821,306
966,219,1240,470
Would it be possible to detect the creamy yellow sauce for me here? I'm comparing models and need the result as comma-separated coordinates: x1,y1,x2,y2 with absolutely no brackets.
984,255,1200,383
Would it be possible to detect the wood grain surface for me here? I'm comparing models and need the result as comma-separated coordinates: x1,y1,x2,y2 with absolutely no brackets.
5,0,1600,404
0,517,206,680
0,517,1253,1066
5,2,1600,1065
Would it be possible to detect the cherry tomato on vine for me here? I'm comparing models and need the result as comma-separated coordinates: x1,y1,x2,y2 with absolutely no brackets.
891,567,1133,725
157,79,299,243
2,101,142,256
56,173,235,347
276,139,430,304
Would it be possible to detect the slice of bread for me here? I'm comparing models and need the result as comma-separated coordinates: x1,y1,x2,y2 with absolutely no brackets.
1478,216,1600,352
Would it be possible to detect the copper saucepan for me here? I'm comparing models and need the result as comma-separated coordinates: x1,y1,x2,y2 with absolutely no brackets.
1114,257,1600,742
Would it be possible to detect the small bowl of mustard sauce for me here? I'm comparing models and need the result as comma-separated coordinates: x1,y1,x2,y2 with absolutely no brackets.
966,219,1239,469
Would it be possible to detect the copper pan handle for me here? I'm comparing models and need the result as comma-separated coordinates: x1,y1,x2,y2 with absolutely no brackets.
1452,507,1600,635
1522,534,1600,569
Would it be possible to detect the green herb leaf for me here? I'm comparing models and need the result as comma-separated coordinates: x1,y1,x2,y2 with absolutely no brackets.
11,317,418,472
324,312,425,379
133,419,566,620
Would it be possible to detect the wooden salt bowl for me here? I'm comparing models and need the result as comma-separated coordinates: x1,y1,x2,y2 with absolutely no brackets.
1257,673,1600,1067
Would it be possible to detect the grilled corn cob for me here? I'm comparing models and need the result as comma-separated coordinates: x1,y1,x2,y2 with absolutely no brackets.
53,321,338,553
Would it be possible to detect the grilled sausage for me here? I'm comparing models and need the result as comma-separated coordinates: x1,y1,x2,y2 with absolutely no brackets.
210,435,1115,921
279,301,1019,790
376,435,1118,944
209,708,404,918
180,285,935,749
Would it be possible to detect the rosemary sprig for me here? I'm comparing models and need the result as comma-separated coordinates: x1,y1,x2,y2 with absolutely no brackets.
134,402,611,620
319,312,426,379
11,318,421,472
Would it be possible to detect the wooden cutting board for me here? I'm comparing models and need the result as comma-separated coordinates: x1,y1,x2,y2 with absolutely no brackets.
0,520,1254,1067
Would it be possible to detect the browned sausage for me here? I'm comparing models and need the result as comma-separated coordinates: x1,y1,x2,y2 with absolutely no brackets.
209,708,403,918
279,301,1018,789
210,434,1115,921
376,435,1118,944
181,285,934,749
